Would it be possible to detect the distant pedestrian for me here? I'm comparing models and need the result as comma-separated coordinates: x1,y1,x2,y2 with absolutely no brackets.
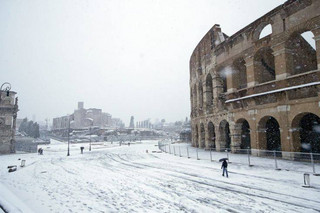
221,159,228,177
80,146,84,154
38,148,43,155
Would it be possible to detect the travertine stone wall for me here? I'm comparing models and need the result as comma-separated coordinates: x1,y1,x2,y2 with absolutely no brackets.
190,0,320,154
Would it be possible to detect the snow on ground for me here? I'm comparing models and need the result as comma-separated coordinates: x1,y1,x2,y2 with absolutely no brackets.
0,139,320,213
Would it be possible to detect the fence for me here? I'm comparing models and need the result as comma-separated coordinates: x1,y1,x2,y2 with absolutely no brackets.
158,141,320,175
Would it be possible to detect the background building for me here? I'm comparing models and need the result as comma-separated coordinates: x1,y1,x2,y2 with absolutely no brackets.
0,85,18,154
52,102,115,130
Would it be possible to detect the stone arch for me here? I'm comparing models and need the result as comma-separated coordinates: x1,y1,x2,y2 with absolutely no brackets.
254,47,275,84
252,21,273,41
200,123,205,148
217,67,227,93
198,81,203,109
207,121,216,149
205,74,213,106
292,113,320,153
219,120,231,150
285,30,317,75
259,24,272,39
235,118,251,150
258,116,281,152
232,57,247,89
193,84,197,110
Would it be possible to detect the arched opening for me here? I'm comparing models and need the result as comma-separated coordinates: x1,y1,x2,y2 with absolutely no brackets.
200,123,205,148
233,58,247,89
259,24,272,39
193,84,197,110
206,74,213,106
240,120,251,149
299,113,320,153
198,81,203,109
285,31,317,75
258,116,281,154
208,122,216,149
266,118,281,151
218,68,227,93
194,125,199,147
254,47,275,84
219,120,231,150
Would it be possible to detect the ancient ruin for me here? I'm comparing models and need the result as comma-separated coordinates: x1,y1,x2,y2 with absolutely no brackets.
190,0,320,156
0,83,18,154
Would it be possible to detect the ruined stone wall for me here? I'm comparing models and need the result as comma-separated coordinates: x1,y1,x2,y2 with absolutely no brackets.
190,0,320,154
0,91,18,154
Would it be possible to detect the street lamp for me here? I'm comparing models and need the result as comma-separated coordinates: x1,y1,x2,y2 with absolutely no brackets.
67,115,74,156
86,118,93,151
0,82,11,103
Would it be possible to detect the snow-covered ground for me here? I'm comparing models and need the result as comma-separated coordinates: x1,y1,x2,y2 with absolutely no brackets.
0,140,320,213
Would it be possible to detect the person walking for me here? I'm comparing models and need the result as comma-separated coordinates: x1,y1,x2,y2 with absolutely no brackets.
221,159,228,177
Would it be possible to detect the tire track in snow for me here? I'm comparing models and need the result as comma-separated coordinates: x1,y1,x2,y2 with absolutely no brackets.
112,153,320,212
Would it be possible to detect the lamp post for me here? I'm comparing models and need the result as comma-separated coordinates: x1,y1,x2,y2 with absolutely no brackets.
0,82,11,103
87,118,93,151
67,116,71,156
67,115,74,156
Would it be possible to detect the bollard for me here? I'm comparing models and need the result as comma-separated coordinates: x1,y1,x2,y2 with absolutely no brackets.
210,149,213,162
174,146,176,156
179,146,181,157
187,147,190,158
247,149,253,167
303,173,311,187
169,145,171,154
20,160,26,167
274,151,280,170
196,148,199,160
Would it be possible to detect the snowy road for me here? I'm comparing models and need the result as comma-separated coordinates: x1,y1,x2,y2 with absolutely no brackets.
1,140,320,213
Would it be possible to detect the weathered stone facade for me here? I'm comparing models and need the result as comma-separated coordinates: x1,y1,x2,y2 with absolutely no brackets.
190,0,320,155
0,90,18,154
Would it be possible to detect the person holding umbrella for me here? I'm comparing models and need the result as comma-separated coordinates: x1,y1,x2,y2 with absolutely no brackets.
220,158,228,177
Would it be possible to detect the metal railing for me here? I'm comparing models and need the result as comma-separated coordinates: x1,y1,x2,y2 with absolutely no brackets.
158,141,320,175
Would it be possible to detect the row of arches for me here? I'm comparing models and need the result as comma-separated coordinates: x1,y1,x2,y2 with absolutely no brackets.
193,113,320,153
191,29,318,111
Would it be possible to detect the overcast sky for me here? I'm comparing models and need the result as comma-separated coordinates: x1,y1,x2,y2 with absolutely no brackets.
0,0,286,125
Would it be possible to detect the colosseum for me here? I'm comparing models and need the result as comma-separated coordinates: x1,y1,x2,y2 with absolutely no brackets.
189,0,320,157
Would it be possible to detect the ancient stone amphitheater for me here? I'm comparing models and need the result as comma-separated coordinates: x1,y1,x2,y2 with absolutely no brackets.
189,0,320,157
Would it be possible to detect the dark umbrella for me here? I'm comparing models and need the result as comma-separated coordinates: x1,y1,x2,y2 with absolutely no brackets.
219,158,228,162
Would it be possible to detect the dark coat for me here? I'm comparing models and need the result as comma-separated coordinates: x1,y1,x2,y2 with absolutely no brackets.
221,160,228,169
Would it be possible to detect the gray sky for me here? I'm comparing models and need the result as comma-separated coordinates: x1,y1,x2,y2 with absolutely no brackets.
0,0,286,125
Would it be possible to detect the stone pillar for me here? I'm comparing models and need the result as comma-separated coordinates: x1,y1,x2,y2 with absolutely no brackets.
250,122,258,149
226,66,237,93
231,123,241,153
276,105,291,152
215,128,224,151
311,28,320,70
244,56,257,87
204,123,210,149
272,42,293,80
